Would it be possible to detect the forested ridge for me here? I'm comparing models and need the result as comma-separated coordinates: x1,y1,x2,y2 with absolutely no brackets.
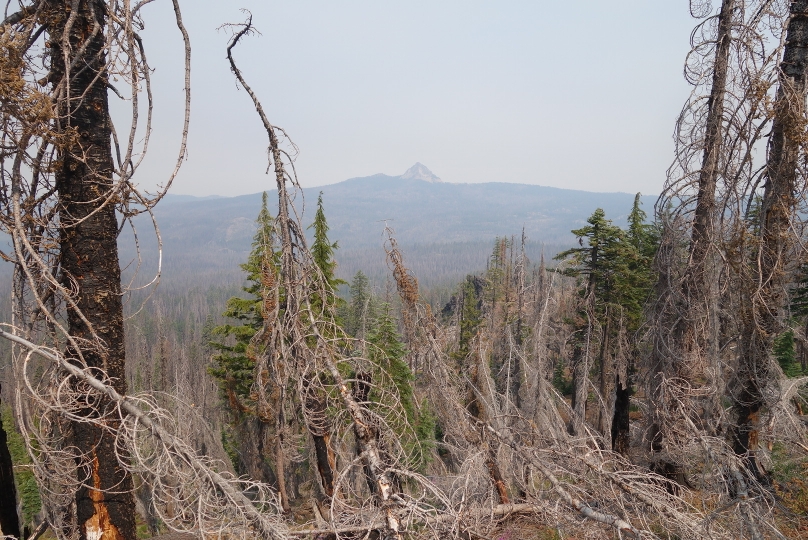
1,2,808,540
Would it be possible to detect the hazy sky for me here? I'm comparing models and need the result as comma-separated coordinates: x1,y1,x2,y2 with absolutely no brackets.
127,1,696,197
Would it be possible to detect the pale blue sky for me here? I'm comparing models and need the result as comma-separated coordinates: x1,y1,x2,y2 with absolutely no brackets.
128,1,696,197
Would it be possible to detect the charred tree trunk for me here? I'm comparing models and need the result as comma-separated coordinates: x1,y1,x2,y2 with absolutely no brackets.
0,388,20,540
734,0,808,479
44,1,136,538
611,373,631,456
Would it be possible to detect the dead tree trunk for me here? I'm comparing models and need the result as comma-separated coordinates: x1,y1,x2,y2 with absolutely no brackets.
734,0,808,479
466,360,510,505
597,316,614,448
570,281,596,437
303,377,337,500
612,373,631,455
650,0,735,470
44,1,136,537
678,0,734,418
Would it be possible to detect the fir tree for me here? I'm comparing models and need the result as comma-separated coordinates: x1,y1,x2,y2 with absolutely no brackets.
451,276,483,362
308,192,346,329
309,191,345,293
209,191,278,410
367,304,434,470
347,270,374,338
556,203,657,452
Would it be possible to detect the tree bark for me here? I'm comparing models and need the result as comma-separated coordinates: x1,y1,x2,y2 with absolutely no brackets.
303,376,336,500
679,0,734,419
683,0,735,361
44,1,136,538
735,0,808,478
650,0,735,474
597,317,614,447
611,373,631,456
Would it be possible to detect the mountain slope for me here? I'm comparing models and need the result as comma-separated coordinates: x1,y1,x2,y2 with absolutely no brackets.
118,164,656,290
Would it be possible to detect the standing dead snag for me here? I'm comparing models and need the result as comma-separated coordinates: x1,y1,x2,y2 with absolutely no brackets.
1,0,192,536
225,17,409,539
649,0,736,468
384,228,512,505
735,0,808,478
43,1,135,536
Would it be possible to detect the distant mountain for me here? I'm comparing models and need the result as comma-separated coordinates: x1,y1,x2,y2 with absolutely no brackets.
119,164,656,291
400,162,442,183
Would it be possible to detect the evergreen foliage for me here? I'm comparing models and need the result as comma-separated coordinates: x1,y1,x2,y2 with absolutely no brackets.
452,277,483,362
555,198,657,450
345,271,374,338
309,191,346,296
1,406,40,530
557,198,657,339
368,304,434,470
773,329,800,377
208,191,278,410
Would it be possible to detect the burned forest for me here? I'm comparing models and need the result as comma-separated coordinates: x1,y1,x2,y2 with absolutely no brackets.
1,1,808,539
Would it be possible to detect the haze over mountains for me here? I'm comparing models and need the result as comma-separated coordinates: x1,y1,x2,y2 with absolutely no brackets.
118,164,656,292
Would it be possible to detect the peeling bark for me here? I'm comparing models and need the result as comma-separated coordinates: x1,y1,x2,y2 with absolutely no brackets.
84,454,125,540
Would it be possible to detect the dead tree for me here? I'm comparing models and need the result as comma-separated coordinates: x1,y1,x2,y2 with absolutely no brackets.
0,0,191,536
225,17,420,538
647,0,791,478
734,0,808,479
649,0,736,466
41,2,136,535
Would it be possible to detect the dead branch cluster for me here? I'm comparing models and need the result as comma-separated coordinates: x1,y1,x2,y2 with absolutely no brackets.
1,2,808,540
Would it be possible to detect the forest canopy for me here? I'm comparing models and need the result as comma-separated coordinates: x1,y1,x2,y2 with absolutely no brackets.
1,2,808,540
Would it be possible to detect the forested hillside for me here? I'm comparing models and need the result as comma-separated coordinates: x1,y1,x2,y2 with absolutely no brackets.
116,167,650,291
1,2,808,540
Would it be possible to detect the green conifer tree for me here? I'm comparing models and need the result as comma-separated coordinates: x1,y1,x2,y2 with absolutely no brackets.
451,277,483,362
347,270,374,338
209,191,278,413
309,191,346,295
367,304,434,470
556,202,657,452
